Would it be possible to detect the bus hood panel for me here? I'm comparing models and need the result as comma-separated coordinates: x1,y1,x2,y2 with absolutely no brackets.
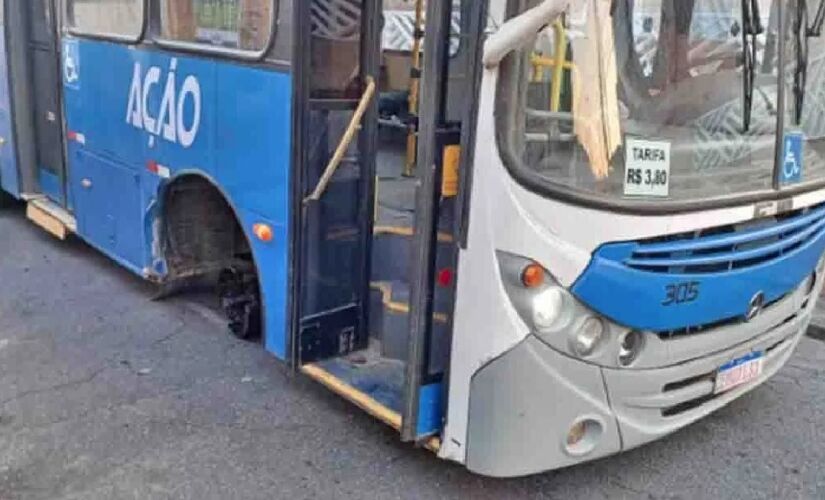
571,209,825,333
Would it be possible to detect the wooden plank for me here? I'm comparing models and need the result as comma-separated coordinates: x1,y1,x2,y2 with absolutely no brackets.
26,202,68,240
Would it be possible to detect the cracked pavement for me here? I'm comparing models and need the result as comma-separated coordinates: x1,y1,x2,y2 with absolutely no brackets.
2,203,825,500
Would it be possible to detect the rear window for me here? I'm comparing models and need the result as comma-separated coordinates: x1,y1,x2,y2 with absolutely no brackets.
68,0,144,39
158,0,274,53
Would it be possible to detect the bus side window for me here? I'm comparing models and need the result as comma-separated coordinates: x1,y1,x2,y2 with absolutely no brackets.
379,0,464,94
158,0,274,52
310,0,363,98
68,0,144,38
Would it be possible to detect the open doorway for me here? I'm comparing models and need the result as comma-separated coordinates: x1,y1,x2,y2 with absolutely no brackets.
294,0,467,441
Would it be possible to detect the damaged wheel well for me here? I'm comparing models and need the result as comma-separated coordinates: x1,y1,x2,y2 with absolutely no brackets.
161,175,251,280
160,175,262,340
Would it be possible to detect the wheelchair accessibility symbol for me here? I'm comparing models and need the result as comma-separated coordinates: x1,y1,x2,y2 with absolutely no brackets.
63,40,80,89
780,133,804,184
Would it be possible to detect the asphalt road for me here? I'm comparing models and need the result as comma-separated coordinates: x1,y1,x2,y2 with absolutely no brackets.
2,201,825,500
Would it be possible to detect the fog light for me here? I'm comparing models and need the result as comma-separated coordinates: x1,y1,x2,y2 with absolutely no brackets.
532,287,565,330
567,421,587,446
564,418,603,456
572,317,605,357
618,330,644,366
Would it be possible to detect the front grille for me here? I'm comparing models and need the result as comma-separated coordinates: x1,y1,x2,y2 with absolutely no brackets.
659,335,791,418
625,203,825,274
655,292,788,340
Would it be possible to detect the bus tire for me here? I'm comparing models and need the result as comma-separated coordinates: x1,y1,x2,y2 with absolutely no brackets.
217,266,261,341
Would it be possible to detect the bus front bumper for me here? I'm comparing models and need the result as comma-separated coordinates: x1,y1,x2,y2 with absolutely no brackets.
464,304,811,478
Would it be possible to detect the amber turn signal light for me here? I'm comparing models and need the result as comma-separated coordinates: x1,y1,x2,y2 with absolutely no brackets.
253,223,274,242
521,262,545,288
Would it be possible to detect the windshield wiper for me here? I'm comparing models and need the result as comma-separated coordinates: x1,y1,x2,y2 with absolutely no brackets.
794,0,825,125
812,0,825,35
793,0,809,125
741,0,764,132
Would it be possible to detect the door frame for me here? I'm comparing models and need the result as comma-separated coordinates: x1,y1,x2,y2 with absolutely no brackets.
3,0,68,204
287,0,382,369
401,0,461,441
0,0,21,197
3,0,39,197
32,0,69,206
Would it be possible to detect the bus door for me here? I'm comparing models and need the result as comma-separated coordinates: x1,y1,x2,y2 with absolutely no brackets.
291,0,382,364
0,0,19,197
399,0,466,442
292,0,471,443
24,0,66,205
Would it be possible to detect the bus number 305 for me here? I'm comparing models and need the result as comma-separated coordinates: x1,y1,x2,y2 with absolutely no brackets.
662,281,701,306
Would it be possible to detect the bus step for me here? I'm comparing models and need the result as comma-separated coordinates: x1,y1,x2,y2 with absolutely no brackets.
370,225,455,282
26,197,76,240
369,280,451,362
299,361,441,453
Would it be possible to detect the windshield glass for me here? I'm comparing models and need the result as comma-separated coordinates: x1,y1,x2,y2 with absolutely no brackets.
781,0,825,186
499,0,796,202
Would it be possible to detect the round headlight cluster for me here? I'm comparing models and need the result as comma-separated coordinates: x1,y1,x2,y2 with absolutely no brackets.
531,287,565,331
571,317,605,357
498,252,651,366
618,330,644,366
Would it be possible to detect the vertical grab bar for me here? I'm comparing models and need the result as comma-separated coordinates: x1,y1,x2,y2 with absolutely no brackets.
550,19,567,113
304,76,377,204
404,0,427,177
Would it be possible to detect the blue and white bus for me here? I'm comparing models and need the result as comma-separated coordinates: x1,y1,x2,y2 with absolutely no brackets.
1,0,825,477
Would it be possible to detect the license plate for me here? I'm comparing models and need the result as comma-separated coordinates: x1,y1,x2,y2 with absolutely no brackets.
715,351,764,394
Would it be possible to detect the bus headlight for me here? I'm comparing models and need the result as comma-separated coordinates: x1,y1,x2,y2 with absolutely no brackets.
497,251,611,360
499,251,650,367
572,317,605,356
532,287,565,330
618,330,644,366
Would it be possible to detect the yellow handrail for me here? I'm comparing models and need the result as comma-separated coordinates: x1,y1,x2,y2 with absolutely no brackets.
550,20,568,112
304,76,376,204
530,54,574,72
404,0,426,177
529,20,571,112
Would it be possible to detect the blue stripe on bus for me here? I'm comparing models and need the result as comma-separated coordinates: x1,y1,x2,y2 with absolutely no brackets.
62,38,293,359
571,228,825,332
624,216,825,268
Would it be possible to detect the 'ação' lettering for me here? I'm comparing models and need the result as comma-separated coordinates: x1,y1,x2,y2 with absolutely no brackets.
125,58,201,148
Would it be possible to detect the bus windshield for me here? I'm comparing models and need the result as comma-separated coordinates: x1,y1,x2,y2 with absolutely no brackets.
499,0,825,204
